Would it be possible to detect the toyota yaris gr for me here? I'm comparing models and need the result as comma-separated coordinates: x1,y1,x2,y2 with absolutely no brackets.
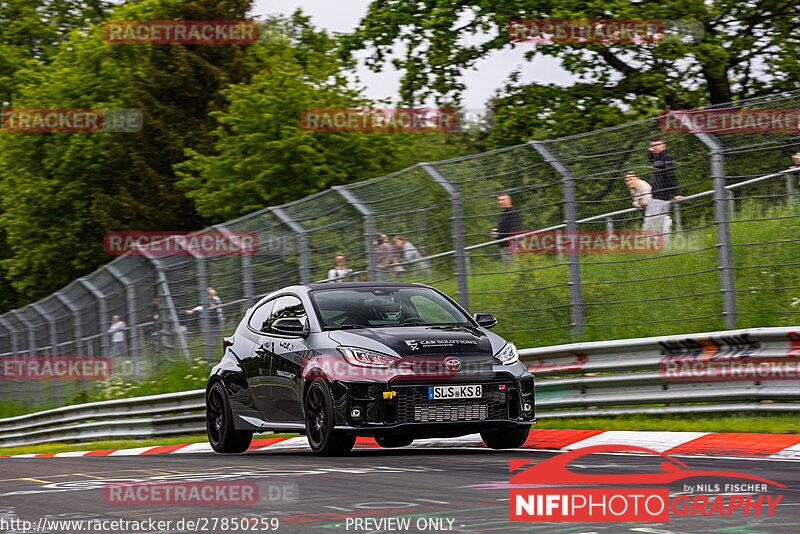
205,282,535,455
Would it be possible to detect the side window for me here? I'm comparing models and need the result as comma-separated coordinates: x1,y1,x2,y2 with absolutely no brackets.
264,295,307,334
248,300,275,333
409,295,460,323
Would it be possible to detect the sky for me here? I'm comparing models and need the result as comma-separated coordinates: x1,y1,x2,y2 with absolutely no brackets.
250,0,577,111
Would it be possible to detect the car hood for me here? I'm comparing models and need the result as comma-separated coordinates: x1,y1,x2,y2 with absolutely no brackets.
327,324,496,358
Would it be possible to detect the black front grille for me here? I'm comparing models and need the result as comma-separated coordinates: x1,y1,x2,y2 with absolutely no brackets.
393,384,509,423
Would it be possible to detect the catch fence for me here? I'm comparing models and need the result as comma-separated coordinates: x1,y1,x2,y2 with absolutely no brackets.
1,90,799,412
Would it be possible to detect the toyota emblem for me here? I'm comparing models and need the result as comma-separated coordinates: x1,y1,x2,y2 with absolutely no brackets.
443,357,462,372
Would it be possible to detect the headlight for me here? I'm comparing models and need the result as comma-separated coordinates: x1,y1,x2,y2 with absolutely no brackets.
338,347,402,368
493,342,519,365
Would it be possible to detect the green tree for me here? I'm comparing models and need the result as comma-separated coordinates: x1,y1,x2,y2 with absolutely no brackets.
341,0,800,145
0,0,254,303
177,12,470,221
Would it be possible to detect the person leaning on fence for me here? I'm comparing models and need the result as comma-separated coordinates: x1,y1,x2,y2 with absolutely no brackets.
492,193,522,267
375,234,394,281
623,172,655,230
392,235,429,279
185,287,225,336
108,315,127,358
646,135,683,243
327,253,353,282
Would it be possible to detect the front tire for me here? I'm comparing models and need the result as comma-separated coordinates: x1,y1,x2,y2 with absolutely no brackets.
304,379,356,456
481,426,530,449
206,381,253,453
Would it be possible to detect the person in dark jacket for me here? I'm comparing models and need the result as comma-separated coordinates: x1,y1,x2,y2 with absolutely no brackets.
647,135,683,201
492,193,522,266
646,135,683,244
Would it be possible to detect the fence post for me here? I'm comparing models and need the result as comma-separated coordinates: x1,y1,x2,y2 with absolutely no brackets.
420,163,470,311
54,290,86,393
334,185,377,280
530,141,584,338
31,302,62,405
11,309,39,405
786,170,796,209
694,133,737,329
215,223,254,308
0,316,20,403
78,278,109,358
106,263,140,376
271,207,311,284
673,202,683,232
140,250,191,362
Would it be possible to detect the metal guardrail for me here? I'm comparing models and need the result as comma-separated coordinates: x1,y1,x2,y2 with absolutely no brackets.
1,327,798,447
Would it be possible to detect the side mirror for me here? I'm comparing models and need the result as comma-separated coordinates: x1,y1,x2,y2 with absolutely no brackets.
473,313,498,329
272,317,308,337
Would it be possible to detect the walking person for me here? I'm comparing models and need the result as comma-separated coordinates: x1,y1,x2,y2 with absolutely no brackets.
491,193,522,267
647,135,683,244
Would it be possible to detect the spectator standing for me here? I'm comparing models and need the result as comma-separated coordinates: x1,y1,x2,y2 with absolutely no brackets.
647,135,683,242
327,253,353,282
108,315,127,358
491,193,522,267
789,152,800,169
375,234,394,281
392,235,429,278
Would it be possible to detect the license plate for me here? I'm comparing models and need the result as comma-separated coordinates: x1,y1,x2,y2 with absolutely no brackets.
428,384,482,400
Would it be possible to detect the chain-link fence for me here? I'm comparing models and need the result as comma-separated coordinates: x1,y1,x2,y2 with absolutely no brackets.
2,90,800,412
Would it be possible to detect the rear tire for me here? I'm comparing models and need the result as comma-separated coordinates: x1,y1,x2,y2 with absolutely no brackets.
481,426,530,449
206,381,253,453
375,435,414,448
304,379,356,456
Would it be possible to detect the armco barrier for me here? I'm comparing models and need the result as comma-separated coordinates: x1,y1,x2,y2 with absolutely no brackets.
1,327,798,447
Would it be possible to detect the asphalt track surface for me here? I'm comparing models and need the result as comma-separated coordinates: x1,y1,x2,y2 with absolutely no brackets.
1,446,799,534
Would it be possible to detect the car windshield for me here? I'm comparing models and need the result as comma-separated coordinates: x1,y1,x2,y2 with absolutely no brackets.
311,287,472,328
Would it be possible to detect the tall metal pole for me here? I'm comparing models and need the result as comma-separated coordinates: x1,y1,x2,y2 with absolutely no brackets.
271,207,311,284
107,262,140,376
529,141,584,337
334,185,378,281
694,133,737,329
420,163,470,311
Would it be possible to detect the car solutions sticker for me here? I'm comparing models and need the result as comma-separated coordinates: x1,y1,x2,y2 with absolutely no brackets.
509,444,785,522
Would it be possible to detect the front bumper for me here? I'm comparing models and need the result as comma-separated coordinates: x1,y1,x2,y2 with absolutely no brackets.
330,373,535,436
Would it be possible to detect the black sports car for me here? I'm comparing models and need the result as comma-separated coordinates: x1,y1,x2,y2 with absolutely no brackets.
205,282,535,455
